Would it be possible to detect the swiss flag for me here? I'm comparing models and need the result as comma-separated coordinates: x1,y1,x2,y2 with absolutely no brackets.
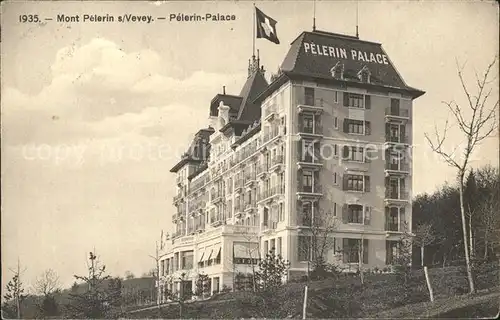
255,7,280,44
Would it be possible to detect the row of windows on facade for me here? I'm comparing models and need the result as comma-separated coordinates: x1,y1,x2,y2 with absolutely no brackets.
299,201,406,229
303,86,403,112
298,237,402,264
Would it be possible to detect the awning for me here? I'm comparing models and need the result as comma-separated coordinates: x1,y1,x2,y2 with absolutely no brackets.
205,247,214,262
213,244,221,260
233,242,259,259
198,249,205,263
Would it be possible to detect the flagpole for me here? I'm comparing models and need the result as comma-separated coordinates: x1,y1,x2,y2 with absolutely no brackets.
356,0,359,38
312,0,316,31
252,2,256,57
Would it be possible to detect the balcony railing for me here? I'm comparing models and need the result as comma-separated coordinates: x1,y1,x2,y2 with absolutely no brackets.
263,104,277,120
244,200,257,211
257,164,268,176
262,221,278,230
258,185,285,201
385,107,410,118
244,171,257,185
262,126,282,144
385,162,410,172
299,124,323,135
271,155,284,166
234,179,244,191
385,134,409,144
211,190,224,202
298,185,322,194
173,194,183,203
385,190,409,200
385,223,400,232
176,176,183,186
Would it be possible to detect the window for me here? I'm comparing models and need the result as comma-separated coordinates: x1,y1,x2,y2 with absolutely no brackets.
303,171,313,188
345,174,364,191
386,241,399,264
345,93,364,108
343,146,364,162
303,115,314,133
333,116,338,129
298,236,312,261
264,240,269,254
333,203,337,216
334,91,339,103
348,204,363,223
333,144,338,157
270,239,276,252
343,239,368,264
333,172,338,185
279,202,284,221
344,174,370,192
302,202,312,226
345,119,364,134
277,237,282,256
304,87,315,106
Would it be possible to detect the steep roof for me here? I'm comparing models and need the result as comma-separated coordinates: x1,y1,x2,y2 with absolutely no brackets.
210,94,242,118
236,69,268,121
280,30,424,97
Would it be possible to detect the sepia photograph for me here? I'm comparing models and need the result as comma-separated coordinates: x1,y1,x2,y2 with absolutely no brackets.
1,0,499,318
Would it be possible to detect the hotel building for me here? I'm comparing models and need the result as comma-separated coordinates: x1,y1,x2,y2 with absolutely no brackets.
159,29,424,297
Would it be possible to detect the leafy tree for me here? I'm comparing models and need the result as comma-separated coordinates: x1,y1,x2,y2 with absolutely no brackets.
255,248,290,291
124,271,135,280
194,273,210,298
3,274,25,319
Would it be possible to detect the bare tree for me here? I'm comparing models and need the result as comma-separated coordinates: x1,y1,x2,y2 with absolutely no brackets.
34,269,61,296
163,272,192,319
414,223,439,302
424,56,498,294
149,230,167,309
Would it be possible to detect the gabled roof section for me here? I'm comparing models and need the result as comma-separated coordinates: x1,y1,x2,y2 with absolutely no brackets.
236,69,268,121
280,30,424,98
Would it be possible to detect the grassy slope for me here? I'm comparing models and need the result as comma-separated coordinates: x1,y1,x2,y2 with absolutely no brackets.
128,264,500,319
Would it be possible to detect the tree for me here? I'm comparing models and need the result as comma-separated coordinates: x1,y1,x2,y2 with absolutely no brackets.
34,269,61,317
414,223,439,302
66,251,122,318
3,259,26,319
254,248,290,291
124,271,135,280
425,56,498,294
163,272,192,319
194,273,210,298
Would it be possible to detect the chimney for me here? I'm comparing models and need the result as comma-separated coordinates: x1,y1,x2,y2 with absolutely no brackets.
223,86,226,95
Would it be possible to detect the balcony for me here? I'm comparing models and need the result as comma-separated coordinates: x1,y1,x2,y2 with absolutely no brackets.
263,104,278,122
385,162,410,176
262,221,278,233
297,154,323,170
296,185,323,200
385,107,410,122
234,205,245,218
297,98,324,115
269,155,284,172
195,223,205,233
256,164,269,178
258,185,285,204
385,223,400,232
261,126,284,146
173,194,183,204
211,190,224,204
244,172,257,187
385,189,410,204
244,200,257,213
176,176,183,186
385,134,409,145
234,179,244,193
298,124,323,139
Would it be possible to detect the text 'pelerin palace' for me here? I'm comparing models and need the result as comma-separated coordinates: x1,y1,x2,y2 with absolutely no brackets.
159,29,425,297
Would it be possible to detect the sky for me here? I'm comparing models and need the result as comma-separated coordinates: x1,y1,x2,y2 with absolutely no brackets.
1,0,499,292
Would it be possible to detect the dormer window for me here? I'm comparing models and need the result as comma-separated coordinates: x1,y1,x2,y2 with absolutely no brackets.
358,66,371,83
330,61,344,79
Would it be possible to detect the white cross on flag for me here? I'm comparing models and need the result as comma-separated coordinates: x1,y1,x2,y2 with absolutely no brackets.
255,7,280,44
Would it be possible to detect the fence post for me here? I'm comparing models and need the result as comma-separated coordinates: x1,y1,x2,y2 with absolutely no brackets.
302,285,308,319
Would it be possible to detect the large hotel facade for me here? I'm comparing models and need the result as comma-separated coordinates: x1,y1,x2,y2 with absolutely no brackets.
159,29,424,296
